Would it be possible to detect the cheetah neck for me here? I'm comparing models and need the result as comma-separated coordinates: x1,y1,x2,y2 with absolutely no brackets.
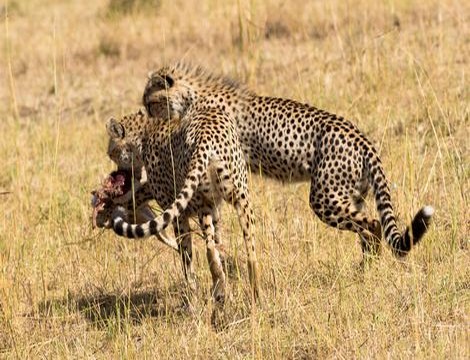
168,62,255,118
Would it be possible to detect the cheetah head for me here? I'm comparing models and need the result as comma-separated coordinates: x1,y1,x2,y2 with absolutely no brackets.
91,111,148,229
142,70,194,120
103,115,145,202
106,116,143,172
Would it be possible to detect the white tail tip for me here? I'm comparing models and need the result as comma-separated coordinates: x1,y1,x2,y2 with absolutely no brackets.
422,205,435,217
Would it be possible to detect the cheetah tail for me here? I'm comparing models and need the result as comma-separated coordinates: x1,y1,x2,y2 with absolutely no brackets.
395,205,435,256
369,157,434,256
111,169,204,240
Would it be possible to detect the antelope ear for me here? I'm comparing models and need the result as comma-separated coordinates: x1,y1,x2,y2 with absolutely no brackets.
106,118,125,139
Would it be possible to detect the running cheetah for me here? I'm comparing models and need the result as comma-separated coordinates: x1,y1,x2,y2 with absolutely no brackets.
142,62,434,262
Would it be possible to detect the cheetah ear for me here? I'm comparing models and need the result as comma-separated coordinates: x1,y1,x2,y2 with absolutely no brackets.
149,74,174,90
162,74,174,88
106,118,125,139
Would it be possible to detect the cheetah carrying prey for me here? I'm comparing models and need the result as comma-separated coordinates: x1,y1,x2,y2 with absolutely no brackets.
93,106,259,303
142,62,434,262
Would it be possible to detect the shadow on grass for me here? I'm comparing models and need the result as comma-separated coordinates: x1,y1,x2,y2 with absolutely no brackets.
36,286,190,327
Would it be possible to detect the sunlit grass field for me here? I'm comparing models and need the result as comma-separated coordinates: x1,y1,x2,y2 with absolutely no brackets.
0,0,468,358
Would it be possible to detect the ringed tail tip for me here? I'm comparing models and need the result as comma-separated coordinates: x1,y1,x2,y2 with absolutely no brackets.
395,204,434,257
422,205,435,218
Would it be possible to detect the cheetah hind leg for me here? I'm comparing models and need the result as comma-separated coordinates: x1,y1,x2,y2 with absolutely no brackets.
198,206,227,328
352,192,382,268
212,205,238,280
310,187,382,268
198,206,227,306
212,207,227,271
233,195,260,303
173,216,197,311
358,219,382,269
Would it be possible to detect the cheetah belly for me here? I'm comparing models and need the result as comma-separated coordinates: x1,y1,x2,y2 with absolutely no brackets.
240,131,313,182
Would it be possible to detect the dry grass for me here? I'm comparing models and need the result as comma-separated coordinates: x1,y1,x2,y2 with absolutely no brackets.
0,0,468,358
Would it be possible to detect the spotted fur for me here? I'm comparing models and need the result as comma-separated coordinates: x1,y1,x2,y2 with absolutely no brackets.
105,106,259,302
142,62,434,260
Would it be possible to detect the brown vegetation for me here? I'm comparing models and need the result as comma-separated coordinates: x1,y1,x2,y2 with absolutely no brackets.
0,0,468,358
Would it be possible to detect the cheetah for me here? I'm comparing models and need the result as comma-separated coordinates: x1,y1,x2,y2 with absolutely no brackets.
96,106,259,303
142,62,434,262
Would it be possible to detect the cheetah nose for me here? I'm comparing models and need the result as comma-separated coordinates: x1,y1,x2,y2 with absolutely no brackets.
122,153,131,164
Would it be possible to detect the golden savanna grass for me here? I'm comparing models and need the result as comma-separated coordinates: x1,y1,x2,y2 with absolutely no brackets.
1,0,468,358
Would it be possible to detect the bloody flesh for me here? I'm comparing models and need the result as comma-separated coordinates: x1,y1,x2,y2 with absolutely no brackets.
91,170,133,227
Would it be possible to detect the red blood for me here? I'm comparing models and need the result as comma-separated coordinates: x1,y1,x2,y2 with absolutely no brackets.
91,170,132,227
